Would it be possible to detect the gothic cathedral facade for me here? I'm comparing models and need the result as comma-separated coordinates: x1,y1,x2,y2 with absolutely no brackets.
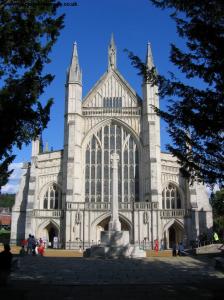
11,36,213,249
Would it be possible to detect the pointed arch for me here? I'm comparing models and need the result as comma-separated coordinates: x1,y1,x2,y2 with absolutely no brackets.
163,218,184,232
82,118,141,151
91,212,132,231
83,119,141,203
38,181,62,210
161,181,184,209
36,219,60,247
37,219,60,233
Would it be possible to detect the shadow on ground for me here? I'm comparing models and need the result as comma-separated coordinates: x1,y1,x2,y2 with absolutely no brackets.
1,255,224,300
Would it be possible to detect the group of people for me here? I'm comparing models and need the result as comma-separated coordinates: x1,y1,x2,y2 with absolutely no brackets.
172,242,185,256
20,234,45,256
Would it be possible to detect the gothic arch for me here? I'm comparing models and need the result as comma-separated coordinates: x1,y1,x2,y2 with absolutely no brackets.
82,119,141,203
38,181,62,209
163,218,184,232
81,118,142,152
163,218,184,248
36,219,60,242
161,181,185,209
37,219,60,233
91,212,132,230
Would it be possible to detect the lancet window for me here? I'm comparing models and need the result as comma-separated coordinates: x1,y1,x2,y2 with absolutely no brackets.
43,184,61,209
162,184,181,209
85,123,139,203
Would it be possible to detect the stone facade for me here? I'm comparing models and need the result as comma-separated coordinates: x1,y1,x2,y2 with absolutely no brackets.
11,36,213,249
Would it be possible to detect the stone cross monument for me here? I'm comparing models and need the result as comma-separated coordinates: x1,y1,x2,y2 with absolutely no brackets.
89,153,145,257
109,152,121,232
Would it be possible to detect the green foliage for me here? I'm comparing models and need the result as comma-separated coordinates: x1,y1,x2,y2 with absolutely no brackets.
0,229,10,243
210,189,224,240
0,193,15,208
213,216,224,241
210,189,224,217
127,0,224,186
0,1,65,188
0,155,15,193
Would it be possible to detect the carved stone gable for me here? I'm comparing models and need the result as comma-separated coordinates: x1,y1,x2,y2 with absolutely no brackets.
82,70,141,108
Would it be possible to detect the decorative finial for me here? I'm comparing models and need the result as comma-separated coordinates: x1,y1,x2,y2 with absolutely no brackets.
67,42,82,84
146,41,154,69
108,33,116,70
72,41,78,57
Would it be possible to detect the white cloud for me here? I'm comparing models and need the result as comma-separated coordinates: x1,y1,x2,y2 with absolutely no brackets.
206,184,220,197
1,162,25,194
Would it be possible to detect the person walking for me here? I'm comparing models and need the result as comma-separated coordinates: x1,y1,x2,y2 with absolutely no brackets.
178,242,185,256
213,232,219,243
172,243,177,256
27,234,32,254
154,239,159,256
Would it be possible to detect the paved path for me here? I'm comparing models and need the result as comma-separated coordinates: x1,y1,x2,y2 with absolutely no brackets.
1,255,224,299
10,255,224,284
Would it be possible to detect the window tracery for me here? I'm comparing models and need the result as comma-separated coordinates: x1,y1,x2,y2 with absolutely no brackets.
162,184,181,209
43,184,61,209
85,123,139,203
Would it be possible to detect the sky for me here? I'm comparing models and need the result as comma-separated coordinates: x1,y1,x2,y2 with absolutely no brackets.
2,0,184,193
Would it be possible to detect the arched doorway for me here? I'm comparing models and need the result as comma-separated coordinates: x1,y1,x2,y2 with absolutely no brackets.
169,226,176,248
167,221,184,248
95,216,131,244
45,222,59,248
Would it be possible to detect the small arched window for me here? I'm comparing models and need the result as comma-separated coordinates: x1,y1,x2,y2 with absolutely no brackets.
43,184,61,209
162,184,181,209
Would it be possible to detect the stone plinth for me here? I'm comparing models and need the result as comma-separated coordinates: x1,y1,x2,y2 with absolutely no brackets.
89,231,130,258
101,230,129,247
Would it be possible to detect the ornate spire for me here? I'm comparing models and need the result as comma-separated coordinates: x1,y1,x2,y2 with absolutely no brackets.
146,42,154,69
108,33,117,70
67,42,82,84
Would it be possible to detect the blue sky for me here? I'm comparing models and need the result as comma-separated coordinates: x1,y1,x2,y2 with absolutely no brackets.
3,0,183,193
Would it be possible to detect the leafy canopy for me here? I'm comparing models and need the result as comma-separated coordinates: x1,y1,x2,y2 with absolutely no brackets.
0,1,64,189
210,189,224,240
210,189,224,217
127,0,224,186
0,193,15,208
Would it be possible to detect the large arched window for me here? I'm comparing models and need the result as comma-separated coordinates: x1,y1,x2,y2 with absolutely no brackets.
162,184,181,209
43,184,61,209
85,123,139,203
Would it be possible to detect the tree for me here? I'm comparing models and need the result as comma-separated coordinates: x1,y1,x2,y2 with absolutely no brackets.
126,0,224,186
210,189,224,217
0,155,15,194
0,1,64,189
0,193,15,208
210,189,224,240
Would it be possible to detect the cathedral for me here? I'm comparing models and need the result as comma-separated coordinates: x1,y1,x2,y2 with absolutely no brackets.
11,36,213,250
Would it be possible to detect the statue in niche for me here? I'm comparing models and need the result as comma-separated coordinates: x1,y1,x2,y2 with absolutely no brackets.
143,211,149,224
75,210,81,224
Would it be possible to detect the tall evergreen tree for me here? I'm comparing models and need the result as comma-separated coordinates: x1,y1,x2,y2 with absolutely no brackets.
0,1,64,189
210,189,224,239
127,0,224,186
